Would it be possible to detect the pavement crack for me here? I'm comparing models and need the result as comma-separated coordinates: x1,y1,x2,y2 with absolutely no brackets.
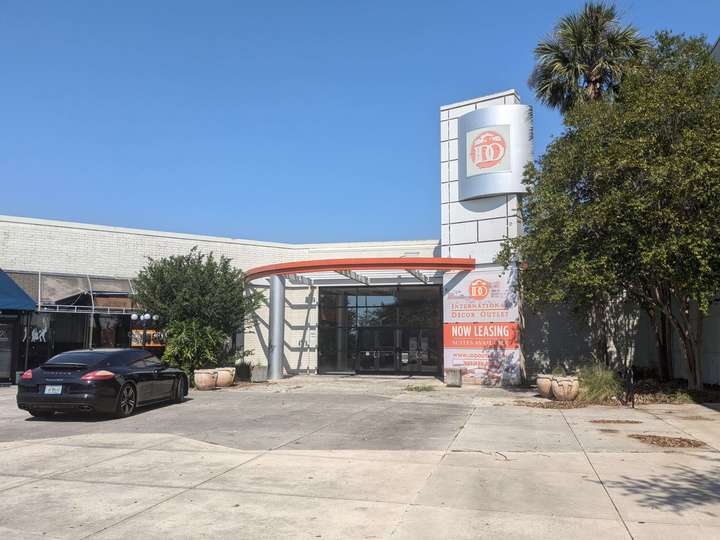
560,409,634,540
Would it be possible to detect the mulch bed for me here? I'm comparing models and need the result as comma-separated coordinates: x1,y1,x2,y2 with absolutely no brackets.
628,434,706,448
633,380,720,404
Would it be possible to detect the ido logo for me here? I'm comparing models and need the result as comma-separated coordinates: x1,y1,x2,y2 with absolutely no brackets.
470,130,506,169
469,279,490,300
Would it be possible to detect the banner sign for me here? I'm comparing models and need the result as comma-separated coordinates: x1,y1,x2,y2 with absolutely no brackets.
443,268,521,385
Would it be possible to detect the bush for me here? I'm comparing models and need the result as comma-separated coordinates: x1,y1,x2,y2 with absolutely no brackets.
579,365,623,401
163,320,228,376
236,360,253,381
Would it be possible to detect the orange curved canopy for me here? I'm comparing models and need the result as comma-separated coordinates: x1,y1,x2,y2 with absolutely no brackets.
246,257,475,281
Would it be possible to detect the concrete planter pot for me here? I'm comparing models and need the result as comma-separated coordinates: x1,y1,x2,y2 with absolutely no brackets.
215,368,236,387
536,374,554,398
445,368,463,388
193,369,217,391
251,365,268,383
552,376,579,401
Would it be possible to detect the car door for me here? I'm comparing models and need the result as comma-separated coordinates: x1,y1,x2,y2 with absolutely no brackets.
128,357,156,403
146,355,174,400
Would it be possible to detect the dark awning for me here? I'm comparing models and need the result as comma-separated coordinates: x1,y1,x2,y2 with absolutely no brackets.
0,269,36,311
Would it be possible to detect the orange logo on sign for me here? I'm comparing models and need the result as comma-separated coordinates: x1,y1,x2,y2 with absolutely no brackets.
470,130,506,169
469,279,490,300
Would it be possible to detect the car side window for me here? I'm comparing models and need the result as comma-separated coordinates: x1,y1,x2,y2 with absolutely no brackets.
130,358,148,369
145,356,162,368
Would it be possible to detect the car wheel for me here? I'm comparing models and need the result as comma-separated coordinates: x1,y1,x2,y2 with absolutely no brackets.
115,383,137,418
174,377,185,403
28,409,54,418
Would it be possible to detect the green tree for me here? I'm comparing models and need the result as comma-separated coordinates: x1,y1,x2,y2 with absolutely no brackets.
529,2,648,113
526,2,648,367
592,33,720,389
503,33,720,389
133,247,264,338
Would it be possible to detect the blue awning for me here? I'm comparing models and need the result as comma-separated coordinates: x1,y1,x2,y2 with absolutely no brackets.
0,269,36,311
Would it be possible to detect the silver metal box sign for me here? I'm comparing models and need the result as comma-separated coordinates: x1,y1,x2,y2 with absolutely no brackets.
458,105,532,200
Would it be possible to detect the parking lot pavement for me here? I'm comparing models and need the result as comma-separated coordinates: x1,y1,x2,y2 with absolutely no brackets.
1,377,719,539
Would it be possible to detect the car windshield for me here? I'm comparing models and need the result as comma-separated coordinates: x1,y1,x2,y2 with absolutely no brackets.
44,351,111,366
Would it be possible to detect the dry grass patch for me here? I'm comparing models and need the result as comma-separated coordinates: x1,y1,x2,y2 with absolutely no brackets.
513,399,589,409
628,434,706,448
404,384,436,392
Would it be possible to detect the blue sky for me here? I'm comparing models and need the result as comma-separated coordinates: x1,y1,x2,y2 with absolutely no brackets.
2,1,718,243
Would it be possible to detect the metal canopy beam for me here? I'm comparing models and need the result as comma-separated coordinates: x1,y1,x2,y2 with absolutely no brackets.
287,274,314,286
336,269,370,286
406,269,431,285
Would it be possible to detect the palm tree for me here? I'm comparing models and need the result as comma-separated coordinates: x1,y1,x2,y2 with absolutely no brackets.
529,2,648,113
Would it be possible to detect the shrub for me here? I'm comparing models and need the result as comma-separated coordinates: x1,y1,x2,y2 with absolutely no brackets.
163,320,228,376
404,384,435,392
236,360,253,381
550,366,567,376
579,365,623,401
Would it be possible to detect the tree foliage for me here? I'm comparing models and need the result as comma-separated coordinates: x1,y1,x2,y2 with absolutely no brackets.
529,2,648,113
133,247,264,337
501,32,720,389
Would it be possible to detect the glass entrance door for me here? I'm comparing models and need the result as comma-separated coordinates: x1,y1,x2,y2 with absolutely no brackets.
399,328,441,373
356,328,396,372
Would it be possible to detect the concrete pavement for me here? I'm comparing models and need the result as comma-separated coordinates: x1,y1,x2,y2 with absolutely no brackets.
0,376,719,539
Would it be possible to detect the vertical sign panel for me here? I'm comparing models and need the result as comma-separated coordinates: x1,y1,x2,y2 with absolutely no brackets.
443,268,521,385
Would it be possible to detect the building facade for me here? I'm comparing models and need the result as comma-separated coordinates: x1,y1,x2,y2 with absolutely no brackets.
1,89,719,384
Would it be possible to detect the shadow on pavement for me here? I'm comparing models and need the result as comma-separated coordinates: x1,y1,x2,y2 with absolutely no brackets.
23,398,194,423
605,453,720,513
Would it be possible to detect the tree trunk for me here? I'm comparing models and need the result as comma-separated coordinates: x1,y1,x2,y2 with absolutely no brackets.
673,301,704,391
590,299,611,366
651,308,673,382
690,301,704,390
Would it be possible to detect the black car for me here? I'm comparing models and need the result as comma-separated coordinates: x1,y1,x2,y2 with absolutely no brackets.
17,348,188,418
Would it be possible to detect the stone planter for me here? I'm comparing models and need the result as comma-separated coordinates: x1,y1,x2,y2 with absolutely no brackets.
215,368,236,387
536,374,554,398
445,368,463,388
193,369,217,391
552,376,580,401
251,365,268,383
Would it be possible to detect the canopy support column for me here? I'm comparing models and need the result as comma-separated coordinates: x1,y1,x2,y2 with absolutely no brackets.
268,274,285,380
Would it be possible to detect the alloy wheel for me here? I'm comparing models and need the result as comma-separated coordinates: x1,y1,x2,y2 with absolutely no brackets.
119,384,136,416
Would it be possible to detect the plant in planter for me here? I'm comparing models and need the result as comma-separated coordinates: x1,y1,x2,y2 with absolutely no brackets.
535,365,567,399
535,374,554,398
163,320,227,390
552,376,580,401
133,248,265,389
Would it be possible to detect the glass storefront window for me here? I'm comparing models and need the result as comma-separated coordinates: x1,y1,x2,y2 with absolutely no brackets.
317,286,442,374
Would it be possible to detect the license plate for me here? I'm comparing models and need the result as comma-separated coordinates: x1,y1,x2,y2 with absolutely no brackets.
44,385,62,395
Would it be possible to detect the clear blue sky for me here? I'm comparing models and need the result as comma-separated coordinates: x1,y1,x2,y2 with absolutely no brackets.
2,1,718,243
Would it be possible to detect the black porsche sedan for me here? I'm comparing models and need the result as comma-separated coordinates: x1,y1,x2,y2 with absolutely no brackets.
17,348,188,418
